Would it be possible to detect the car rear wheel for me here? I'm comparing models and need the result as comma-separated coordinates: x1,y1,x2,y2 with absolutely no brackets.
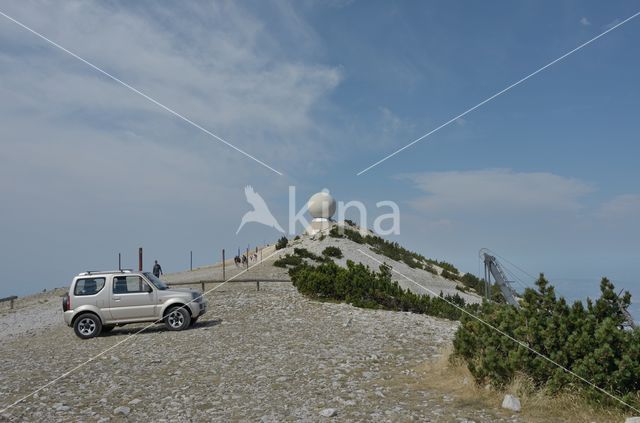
74,313,102,339
164,306,191,331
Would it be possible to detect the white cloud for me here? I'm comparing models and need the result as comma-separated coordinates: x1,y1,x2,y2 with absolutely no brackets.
580,17,591,26
380,107,414,135
404,169,593,214
597,194,640,219
0,1,342,170
603,18,621,30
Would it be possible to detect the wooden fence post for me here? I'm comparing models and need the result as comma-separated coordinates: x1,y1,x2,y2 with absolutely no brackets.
138,247,143,271
222,249,226,281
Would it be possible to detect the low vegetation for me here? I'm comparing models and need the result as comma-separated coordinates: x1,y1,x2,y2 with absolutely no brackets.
293,247,324,262
329,224,459,274
275,236,288,250
289,259,466,321
453,275,640,410
440,269,459,281
272,254,302,268
321,246,343,259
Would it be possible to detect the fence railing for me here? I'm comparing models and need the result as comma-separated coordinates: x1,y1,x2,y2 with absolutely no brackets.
167,279,290,292
0,296,18,310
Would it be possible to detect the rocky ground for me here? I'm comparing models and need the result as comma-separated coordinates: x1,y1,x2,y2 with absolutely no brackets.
0,281,522,422
0,288,66,342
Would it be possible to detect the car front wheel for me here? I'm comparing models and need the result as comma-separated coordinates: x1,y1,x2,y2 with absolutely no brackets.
74,313,102,339
164,306,191,331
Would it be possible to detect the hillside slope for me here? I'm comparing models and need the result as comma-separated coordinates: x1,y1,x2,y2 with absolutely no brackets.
167,223,482,305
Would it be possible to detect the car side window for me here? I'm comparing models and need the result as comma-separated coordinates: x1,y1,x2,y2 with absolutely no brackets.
74,278,106,296
113,276,151,294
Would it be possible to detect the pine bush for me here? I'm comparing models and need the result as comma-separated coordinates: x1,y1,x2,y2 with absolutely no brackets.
452,275,640,409
322,246,343,258
275,236,288,250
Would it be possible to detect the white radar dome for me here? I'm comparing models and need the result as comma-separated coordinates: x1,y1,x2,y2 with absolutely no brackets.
307,190,336,220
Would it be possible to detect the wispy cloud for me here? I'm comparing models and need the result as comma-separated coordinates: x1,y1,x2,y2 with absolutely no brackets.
597,194,640,219
603,18,621,30
403,169,593,214
0,2,342,170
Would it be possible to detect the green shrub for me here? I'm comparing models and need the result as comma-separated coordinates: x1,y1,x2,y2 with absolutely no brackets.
322,246,343,259
342,227,365,244
275,236,288,250
329,224,462,277
329,226,343,238
452,275,640,409
441,269,459,280
460,273,483,292
427,259,459,274
273,254,302,268
424,264,438,275
289,260,465,321
293,247,324,262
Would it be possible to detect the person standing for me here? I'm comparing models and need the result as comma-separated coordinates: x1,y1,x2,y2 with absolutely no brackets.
153,260,163,277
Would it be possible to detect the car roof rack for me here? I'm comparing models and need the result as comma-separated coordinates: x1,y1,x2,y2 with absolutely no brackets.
78,269,133,276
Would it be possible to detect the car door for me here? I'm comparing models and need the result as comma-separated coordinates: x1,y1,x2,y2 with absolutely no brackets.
109,275,157,320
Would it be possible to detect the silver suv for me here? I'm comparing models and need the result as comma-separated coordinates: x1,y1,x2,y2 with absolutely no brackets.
62,270,207,339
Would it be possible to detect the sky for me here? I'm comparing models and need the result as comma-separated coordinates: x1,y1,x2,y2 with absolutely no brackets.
0,1,638,318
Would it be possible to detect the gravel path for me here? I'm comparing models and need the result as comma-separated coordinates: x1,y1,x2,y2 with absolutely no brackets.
0,284,519,422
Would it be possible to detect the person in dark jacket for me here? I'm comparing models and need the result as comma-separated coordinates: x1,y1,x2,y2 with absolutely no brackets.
153,260,163,277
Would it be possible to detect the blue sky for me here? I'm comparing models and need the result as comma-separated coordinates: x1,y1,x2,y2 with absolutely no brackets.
0,1,638,317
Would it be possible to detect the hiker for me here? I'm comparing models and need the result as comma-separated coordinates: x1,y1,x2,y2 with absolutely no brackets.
153,260,163,277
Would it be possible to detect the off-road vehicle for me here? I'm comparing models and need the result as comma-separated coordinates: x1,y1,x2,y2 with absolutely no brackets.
62,270,207,339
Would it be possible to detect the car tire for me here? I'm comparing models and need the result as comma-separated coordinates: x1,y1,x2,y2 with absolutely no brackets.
164,306,191,331
102,325,115,333
73,313,102,339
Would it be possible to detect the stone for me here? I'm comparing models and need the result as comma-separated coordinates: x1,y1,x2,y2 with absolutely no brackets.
501,394,521,412
128,399,142,405
53,403,70,412
114,406,130,416
319,408,337,417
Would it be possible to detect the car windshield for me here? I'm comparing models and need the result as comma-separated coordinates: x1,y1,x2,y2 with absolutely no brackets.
144,272,168,290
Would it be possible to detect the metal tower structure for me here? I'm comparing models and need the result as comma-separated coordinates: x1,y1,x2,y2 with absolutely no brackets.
480,249,521,308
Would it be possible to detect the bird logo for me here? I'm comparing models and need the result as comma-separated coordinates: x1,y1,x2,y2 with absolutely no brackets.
236,185,285,234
